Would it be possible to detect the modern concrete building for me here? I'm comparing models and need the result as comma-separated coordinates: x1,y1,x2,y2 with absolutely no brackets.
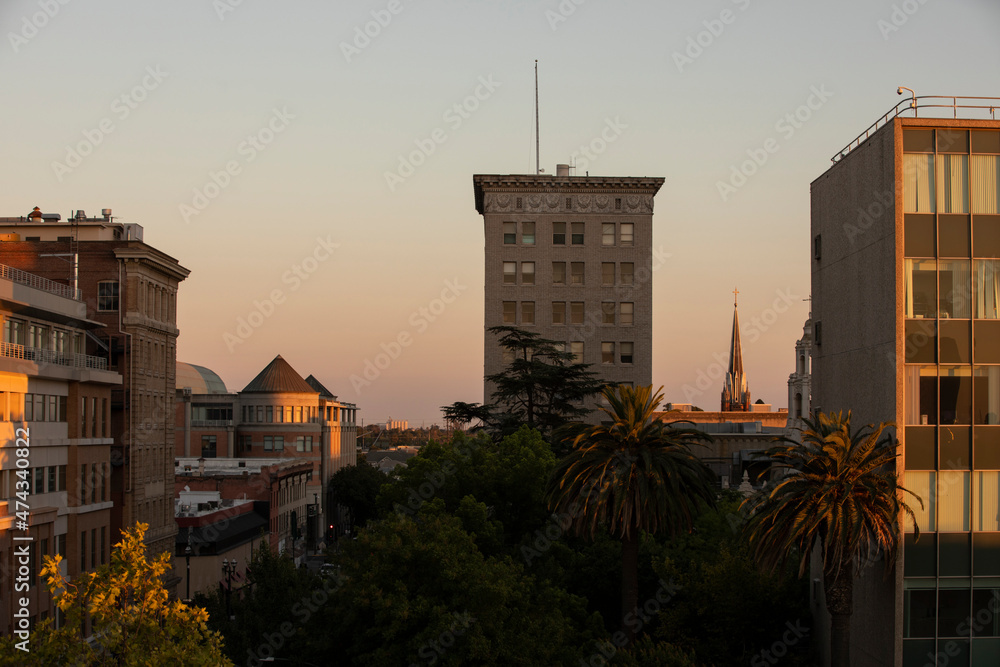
473,168,665,413
0,262,121,635
0,207,187,568
811,97,1000,666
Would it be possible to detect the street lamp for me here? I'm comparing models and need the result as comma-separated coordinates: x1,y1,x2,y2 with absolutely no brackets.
222,558,237,621
184,545,192,602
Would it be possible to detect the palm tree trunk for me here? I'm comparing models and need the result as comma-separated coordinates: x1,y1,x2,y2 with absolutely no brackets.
824,567,853,667
621,531,639,643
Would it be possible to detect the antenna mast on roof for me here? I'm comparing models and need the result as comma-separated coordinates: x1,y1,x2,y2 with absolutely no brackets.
535,60,540,175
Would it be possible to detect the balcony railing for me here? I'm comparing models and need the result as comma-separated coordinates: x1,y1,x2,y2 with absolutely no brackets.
0,342,108,371
0,263,81,300
833,93,1000,163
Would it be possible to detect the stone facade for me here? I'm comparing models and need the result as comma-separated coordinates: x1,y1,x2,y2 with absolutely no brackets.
473,173,664,414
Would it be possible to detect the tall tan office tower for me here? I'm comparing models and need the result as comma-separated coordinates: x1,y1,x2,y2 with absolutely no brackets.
473,167,664,414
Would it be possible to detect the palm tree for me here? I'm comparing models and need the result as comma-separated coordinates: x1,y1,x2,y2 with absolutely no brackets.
546,384,716,641
741,411,920,667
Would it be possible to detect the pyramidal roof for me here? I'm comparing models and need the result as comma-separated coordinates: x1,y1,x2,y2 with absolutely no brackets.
305,374,337,400
242,355,317,394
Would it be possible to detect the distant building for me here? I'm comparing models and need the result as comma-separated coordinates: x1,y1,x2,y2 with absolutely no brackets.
174,355,358,551
0,207,188,570
0,262,121,635
473,168,665,414
721,292,752,412
786,315,812,430
385,418,408,431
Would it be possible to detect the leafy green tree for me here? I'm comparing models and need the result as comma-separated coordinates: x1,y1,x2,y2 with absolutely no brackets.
547,385,716,642
330,456,388,530
377,428,556,553
443,325,604,439
300,501,604,666
198,539,317,665
0,522,231,666
742,411,919,667
652,491,813,666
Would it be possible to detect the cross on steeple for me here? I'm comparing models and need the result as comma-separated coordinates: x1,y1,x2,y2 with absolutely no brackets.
733,287,739,306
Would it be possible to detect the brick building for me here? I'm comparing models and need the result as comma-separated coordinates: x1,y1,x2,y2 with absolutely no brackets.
0,208,189,562
174,355,358,545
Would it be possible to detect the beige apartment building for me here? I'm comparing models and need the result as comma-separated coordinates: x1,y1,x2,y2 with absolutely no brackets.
811,98,1000,666
473,168,664,413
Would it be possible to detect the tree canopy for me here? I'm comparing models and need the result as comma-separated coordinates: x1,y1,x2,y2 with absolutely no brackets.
0,522,231,667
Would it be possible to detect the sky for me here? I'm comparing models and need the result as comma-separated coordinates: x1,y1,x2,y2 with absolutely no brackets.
1,0,999,425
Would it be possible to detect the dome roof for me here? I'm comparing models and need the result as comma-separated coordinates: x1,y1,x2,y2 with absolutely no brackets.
242,355,316,394
176,362,229,394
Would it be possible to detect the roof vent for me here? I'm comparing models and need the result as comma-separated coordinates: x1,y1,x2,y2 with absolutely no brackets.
28,207,42,220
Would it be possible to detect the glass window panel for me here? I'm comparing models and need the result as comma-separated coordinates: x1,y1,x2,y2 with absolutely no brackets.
521,262,535,285
939,129,970,154
503,262,516,284
975,260,1000,318
940,532,971,576
975,472,1000,532
601,342,614,364
621,263,634,285
570,342,584,363
975,367,1000,425
621,302,634,326
941,365,973,425
521,302,534,325
941,259,972,318
502,302,516,324
905,365,937,425
941,426,971,469
570,262,584,285
552,302,565,325
570,302,584,324
522,222,535,245
975,426,1000,469
602,263,615,286
905,320,936,364
939,154,971,214
939,588,972,638
904,153,936,213
503,222,516,244
941,320,971,363
620,342,634,364
974,533,1000,576
903,588,938,638
972,131,1000,155
904,129,935,153
620,223,634,246
976,320,1000,364
971,155,1000,215
939,471,971,532
941,215,972,257
553,262,566,285
905,426,936,469
602,223,615,246
906,471,935,532
905,214,936,257
552,222,566,245
906,259,937,318
975,215,1000,259
904,533,936,576
571,222,584,245
601,302,615,324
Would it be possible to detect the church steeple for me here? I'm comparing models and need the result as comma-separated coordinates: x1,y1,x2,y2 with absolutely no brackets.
721,289,751,411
